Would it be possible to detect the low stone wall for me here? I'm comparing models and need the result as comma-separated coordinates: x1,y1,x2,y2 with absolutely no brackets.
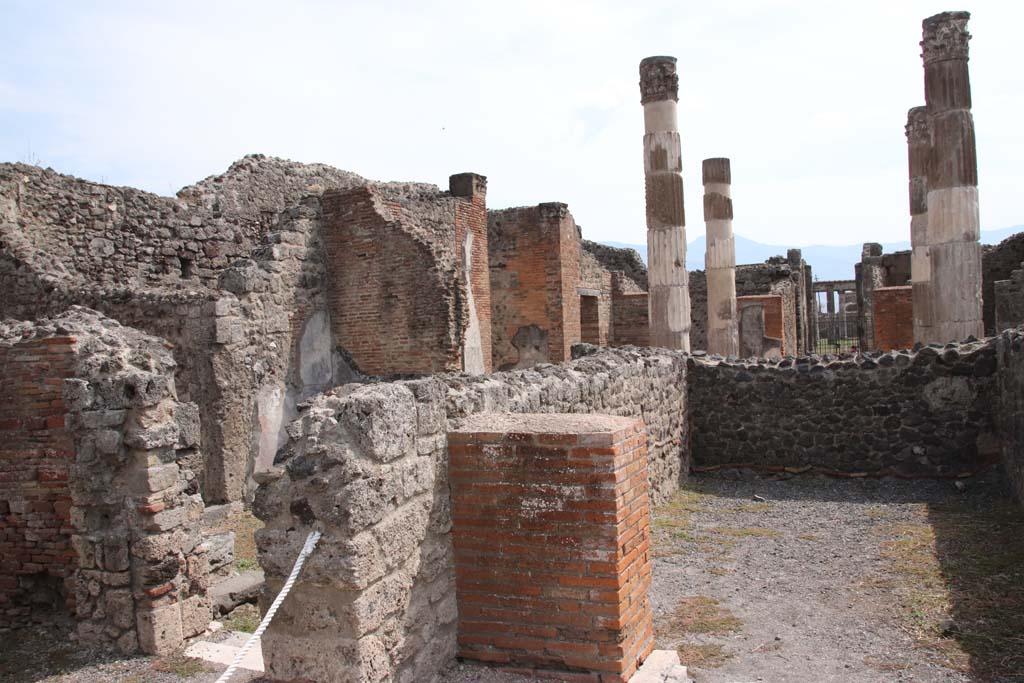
253,347,688,683
996,329,1024,502
689,341,1001,476
983,232,1024,335
0,308,210,652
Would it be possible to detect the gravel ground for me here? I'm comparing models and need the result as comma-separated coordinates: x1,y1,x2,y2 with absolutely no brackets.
0,616,266,683
650,469,1021,683
5,471,1020,683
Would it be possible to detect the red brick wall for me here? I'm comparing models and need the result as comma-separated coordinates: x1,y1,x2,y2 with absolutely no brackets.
611,293,650,347
488,204,582,370
452,175,493,372
874,286,914,352
580,295,603,345
450,413,654,682
322,187,461,376
737,295,785,352
0,336,76,627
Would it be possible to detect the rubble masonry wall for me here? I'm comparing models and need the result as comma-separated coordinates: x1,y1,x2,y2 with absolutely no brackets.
688,340,1000,476
252,346,688,683
0,308,210,653
995,329,1024,502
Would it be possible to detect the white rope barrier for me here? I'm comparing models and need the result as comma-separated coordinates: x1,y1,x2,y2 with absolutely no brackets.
213,530,322,683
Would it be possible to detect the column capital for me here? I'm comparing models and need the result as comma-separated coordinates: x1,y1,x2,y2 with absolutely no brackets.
905,106,929,142
921,11,971,65
639,56,678,104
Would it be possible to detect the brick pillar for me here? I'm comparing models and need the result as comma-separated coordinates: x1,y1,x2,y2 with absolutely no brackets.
640,56,691,351
906,106,932,343
921,11,983,342
451,173,493,373
702,158,738,357
450,413,654,683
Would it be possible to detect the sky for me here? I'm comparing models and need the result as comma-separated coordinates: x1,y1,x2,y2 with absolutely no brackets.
1,1,1020,247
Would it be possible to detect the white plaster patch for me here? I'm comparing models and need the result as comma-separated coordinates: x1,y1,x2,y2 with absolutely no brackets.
254,384,293,474
460,231,485,374
185,635,264,672
298,309,336,393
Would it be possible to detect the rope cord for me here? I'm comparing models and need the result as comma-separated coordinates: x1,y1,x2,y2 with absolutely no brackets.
213,530,322,683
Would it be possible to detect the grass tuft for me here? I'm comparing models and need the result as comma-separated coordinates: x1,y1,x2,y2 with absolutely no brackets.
676,642,732,668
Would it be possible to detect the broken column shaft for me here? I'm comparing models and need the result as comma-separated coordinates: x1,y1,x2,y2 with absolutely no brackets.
907,106,932,343
921,11,983,342
640,56,691,351
702,157,739,357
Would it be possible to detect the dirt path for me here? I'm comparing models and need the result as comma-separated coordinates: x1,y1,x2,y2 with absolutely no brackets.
652,470,1024,683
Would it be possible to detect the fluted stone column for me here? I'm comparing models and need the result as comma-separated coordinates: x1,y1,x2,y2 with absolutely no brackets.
921,11,983,342
702,158,738,357
907,106,933,344
640,56,690,351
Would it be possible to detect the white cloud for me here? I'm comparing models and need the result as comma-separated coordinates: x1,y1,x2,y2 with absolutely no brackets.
1,0,1020,247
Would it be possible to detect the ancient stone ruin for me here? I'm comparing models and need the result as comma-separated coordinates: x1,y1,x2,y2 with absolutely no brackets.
2,8,1024,683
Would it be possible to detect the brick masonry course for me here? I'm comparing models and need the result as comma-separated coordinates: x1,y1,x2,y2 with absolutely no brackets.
450,413,654,682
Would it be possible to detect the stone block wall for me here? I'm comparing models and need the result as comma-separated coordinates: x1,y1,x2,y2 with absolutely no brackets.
994,265,1024,333
450,413,654,682
686,258,810,355
982,232,1024,335
873,286,914,352
488,204,581,370
996,328,1024,503
688,270,709,351
0,156,365,294
691,260,808,355
689,340,1000,476
855,245,912,350
0,334,76,630
253,347,688,683
0,308,210,652
3,157,487,506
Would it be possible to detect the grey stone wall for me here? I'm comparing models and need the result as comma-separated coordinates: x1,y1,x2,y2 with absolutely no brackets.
995,266,1024,333
252,346,689,683
0,308,211,653
2,157,465,505
690,259,809,355
689,341,1000,476
982,232,1024,335
996,329,1024,502
855,245,912,350
688,270,709,351
580,239,647,293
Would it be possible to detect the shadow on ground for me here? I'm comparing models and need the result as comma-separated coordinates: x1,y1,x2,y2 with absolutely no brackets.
674,467,1024,683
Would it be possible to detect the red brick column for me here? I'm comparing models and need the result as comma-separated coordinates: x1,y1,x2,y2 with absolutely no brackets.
449,413,654,683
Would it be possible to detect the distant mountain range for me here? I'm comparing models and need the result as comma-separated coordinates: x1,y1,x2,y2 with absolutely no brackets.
600,225,1023,281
